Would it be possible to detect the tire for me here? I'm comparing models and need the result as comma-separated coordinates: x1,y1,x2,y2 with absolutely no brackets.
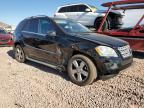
94,18,108,31
15,45,26,63
67,54,97,86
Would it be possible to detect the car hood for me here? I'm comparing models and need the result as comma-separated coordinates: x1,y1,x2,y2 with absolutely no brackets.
0,34,11,40
96,10,122,15
73,33,128,48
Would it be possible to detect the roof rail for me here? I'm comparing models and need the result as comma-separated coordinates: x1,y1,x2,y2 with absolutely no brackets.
24,15,48,20
60,3,85,7
30,15,48,18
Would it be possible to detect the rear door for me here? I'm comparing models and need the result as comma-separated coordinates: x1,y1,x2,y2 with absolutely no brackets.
63,5,79,20
22,18,39,58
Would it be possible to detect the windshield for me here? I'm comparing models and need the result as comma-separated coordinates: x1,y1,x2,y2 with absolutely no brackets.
88,5,98,12
54,19,92,33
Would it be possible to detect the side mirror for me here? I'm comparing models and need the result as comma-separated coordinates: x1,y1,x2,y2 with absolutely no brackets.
85,8,91,12
8,32,13,35
47,31,57,37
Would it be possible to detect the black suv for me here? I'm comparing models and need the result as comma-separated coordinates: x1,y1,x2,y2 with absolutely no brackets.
14,15,133,86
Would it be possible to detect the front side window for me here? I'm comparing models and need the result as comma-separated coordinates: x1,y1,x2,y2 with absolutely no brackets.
55,19,92,33
23,19,38,33
89,5,98,12
78,5,89,12
39,19,56,34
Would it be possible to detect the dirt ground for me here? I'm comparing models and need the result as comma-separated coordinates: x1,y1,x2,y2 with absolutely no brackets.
0,47,144,108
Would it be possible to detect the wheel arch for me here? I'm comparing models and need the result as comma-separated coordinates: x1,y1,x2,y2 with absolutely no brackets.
94,16,110,30
14,40,25,48
13,41,26,55
67,50,98,71
14,42,20,47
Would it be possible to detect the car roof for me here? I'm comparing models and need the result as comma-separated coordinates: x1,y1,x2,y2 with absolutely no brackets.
24,15,70,21
25,15,49,19
58,3,88,8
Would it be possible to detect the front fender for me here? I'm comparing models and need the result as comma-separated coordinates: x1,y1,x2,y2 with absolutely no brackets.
62,41,98,66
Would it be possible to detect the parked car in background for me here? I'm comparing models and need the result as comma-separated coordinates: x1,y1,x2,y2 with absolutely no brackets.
14,15,133,86
97,0,144,52
54,3,123,30
0,28,14,46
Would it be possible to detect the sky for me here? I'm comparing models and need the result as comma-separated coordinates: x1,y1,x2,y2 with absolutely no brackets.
0,0,143,27
0,0,113,26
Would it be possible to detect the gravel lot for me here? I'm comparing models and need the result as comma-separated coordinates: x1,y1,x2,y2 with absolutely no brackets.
0,47,144,108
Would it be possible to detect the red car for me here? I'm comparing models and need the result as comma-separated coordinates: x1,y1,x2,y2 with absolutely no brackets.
98,0,144,52
0,29,14,46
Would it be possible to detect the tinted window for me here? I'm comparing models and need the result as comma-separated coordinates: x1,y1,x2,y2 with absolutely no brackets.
0,29,6,34
59,7,67,13
39,19,56,34
59,5,79,12
23,19,38,33
15,19,27,36
55,19,92,33
69,5,78,12
78,5,89,12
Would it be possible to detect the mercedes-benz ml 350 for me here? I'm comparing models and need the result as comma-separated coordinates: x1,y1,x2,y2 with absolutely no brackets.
13,16,133,86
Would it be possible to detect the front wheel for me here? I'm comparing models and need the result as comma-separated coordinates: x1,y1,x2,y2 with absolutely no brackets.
94,18,109,31
67,54,97,86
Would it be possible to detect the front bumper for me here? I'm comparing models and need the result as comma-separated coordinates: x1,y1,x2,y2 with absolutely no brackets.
96,56,133,78
0,40,14,46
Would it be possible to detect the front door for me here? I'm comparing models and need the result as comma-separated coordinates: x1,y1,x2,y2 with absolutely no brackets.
34,18,62,65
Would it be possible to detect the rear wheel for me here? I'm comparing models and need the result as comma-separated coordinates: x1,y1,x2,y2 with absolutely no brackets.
67,54,97,86
15,45,26,63
94,18,108,31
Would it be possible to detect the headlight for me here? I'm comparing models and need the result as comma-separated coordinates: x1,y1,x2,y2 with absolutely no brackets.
95,46,118,57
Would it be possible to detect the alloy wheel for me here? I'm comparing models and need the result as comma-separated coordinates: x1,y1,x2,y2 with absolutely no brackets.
15,47,24,62
71,59,89,82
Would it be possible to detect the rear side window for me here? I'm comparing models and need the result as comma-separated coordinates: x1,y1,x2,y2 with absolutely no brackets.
78,5,89,12
15,19,27,36
58,5,89,13
58,5,78,12
69,5,78,12
23,19,38,33
39,18,56,34
58,7,67,13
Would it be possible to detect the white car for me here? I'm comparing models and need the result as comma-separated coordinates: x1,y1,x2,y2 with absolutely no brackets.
54,3,123,30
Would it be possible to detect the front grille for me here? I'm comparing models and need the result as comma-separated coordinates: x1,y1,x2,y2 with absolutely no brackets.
0,39,10,43
118,45,132,58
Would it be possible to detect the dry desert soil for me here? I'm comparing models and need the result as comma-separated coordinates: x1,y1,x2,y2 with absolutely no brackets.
0,47,144,108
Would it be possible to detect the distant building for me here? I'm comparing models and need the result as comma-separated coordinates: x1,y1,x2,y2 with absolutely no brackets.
0,21,16,33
